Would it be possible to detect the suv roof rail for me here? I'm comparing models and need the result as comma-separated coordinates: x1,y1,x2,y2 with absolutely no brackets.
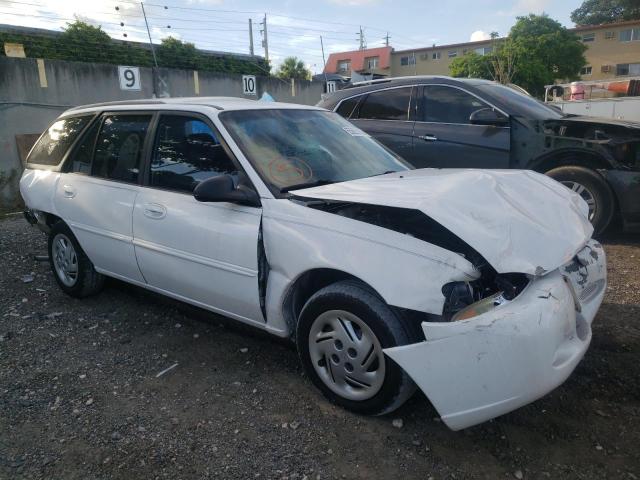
344,75,455,89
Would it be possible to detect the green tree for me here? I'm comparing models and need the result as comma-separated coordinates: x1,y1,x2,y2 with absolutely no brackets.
571,0,640,25
449,52,492,78
58,20,114,63
156,37,199,69
275,57,311,80
449,14,587,97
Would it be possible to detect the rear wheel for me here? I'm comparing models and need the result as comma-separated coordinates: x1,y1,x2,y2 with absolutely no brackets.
546,165,615,234
48,222,104,297
296,280,416,415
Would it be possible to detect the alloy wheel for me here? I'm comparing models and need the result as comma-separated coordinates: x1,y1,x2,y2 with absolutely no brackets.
562,180,596,220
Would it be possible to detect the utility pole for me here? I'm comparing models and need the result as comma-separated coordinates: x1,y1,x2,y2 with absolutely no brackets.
320,35,328,85
140,2,158,68
248,19,254,56
140,1,158,97
383,32,391,47
261,14,269,66
357,26,365,50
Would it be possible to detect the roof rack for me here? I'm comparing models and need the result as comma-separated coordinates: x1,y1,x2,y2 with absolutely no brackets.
67,98,225,111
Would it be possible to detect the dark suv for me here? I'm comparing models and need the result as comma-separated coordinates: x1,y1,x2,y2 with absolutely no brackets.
318,76,640,233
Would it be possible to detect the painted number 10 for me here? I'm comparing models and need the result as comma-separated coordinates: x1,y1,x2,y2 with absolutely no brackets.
242,75,257,95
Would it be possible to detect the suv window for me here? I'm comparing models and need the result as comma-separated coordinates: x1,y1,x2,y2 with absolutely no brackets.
335,96,361,119
422,85,489,124
28,115,92,166
357,87,412,121
92,114,151,183
150,115,237,193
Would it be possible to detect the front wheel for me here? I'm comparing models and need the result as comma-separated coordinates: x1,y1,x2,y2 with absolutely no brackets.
546,165,615,234
296,280,416,416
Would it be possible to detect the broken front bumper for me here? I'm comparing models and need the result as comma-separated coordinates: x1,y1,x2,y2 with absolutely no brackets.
384,240,606,431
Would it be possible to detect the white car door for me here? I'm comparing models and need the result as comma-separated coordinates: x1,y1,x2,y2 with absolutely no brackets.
132,112,264,323
54,112,154,283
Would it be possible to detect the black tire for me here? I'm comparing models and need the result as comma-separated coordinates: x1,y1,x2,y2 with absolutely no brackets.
296,280,416,416
546,165,615,235
48,221,105,298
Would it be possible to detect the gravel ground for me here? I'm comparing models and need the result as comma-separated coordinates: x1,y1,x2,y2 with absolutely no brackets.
1,214,639,480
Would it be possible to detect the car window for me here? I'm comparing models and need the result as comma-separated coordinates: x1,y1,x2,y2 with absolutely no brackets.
476,83,564,120
219,109,410,194
357,87,412,121
67,120,100,174
422,85,489,124
150,115,238,193
335,96,361,118
27,115,92,166
92,114,151,183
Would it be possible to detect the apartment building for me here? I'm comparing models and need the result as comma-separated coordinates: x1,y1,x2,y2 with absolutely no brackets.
390,39,494,77
318,19,629,83
390,20,640,81
573,20,640,80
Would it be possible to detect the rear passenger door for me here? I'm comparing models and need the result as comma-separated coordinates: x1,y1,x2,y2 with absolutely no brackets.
344,87,416,161
132,113,264,324
54,112,152,283
412,85,510,168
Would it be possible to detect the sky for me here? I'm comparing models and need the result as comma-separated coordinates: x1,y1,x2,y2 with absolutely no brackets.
0,0,583,73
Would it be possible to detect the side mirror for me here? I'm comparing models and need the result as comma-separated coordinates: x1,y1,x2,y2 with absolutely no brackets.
469,108,509,126
193,174,261,207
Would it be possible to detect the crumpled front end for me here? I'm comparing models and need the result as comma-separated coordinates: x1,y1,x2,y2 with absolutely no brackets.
384,240,606,431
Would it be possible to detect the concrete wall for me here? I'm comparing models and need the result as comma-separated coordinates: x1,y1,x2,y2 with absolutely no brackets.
0,57,324,211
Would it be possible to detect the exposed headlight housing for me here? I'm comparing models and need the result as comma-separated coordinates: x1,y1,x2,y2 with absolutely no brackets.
452,292,508,321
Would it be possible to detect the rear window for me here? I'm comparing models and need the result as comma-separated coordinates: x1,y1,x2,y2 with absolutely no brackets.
27,115,92,166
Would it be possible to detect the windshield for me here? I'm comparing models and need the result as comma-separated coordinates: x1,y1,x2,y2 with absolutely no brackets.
476,84,565,120
219,109,410,194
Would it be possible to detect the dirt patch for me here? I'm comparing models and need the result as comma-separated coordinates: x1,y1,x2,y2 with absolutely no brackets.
1,216,639,479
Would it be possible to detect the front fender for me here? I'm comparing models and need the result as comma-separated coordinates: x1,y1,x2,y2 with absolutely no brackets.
261,199,478,334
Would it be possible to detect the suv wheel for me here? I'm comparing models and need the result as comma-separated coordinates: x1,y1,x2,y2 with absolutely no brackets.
546,166,614,234
296,280,416,415
48,222,105,297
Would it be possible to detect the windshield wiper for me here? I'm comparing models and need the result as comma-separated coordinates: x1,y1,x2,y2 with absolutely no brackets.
280,179,335,193
367,170,397,178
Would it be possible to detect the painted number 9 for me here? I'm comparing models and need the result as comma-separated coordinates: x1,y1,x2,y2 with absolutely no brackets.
118,66,141,91
123,69,136,87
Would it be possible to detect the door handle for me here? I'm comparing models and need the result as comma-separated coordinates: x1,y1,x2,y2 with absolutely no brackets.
143,203,166,219
62,185,76,198
418,134,438,142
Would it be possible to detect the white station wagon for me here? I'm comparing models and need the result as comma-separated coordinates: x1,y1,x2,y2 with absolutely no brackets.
20,97,606,430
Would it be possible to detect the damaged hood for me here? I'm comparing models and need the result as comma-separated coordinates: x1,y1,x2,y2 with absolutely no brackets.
295,169,593,275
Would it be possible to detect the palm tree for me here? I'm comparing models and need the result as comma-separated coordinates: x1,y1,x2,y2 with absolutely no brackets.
275,57,311,81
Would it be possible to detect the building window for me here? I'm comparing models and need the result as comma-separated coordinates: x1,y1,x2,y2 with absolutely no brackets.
448,50,457,58
616,63,640,76
619,28,640,42
400,55,416,66
474,46,493,56
337,60,351,72
432,52,441,60
581,66,593,75
604,31,615,40
365,56,379,70
582,33,595,42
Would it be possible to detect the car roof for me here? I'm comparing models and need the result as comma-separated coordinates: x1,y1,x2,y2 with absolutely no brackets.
66,96,324,116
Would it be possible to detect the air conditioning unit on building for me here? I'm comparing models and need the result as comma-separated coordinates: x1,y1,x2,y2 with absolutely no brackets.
601,65,612,73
